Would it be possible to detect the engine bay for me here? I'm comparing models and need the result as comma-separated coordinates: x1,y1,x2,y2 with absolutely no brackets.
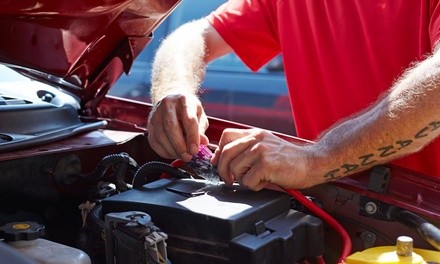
0,119,439,263
0,77,438,263
1,0,440,262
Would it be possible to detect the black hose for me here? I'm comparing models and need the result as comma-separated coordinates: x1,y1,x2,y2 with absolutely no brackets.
132,161,191,188
114,162,130,192
82,203,107,264
85,152,138,182
390,208,440,250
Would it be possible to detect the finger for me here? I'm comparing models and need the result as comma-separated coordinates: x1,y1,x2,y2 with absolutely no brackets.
208,147,231,185
180,101,202,157
210,128,240,183
211,128,243,165
216,132,255,185
211,147,221,166
200,133,209,146
241,165,270,191
227,141,269,191
198,112,210,147
228,147,252,185
227,144,269,191
161,99,193,161
147,110,179,159
231,164,251,186
147,127,176,159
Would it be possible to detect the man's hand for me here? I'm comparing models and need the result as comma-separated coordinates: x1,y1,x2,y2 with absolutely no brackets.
147,93,209,162
147,19,233,162
211,128,317,191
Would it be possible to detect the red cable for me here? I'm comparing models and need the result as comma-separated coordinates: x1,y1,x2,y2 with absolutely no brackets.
170,159,184,167
160,159,186,179
284,188,352,264
316,255,326,264
169,159,351,262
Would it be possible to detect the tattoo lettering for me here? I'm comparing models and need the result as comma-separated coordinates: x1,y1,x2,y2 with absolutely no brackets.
430,121,440,130
323,120,440,181
378,145,396,157
359,154,376,166
341,163,359,174
324,169,341,181
415,127,429,138
396,139,412,149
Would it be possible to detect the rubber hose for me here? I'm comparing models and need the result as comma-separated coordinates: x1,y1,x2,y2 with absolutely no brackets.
85,203,107,263
85,153,136,181
132,161,190,188
114,162,130,192
391,208,440,250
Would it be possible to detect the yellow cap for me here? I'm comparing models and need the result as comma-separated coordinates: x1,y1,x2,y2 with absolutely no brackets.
344,235,440,264
344,246,425,264
396,236,413,257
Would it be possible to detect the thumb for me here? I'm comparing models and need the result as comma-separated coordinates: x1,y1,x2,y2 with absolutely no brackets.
200,133,209,146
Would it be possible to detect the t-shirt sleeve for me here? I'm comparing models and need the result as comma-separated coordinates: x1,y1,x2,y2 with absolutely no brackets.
206,0,280,72
429,0,440,50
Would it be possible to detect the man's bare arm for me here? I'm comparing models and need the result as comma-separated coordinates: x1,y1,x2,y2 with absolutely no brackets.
212,47,440,190
150,19,232,104
311,47,440,183
148,19,232,161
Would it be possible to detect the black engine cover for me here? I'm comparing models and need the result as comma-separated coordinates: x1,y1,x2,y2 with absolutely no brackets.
102,179,324,264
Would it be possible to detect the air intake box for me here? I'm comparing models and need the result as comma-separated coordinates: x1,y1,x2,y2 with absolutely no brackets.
102,179,324,264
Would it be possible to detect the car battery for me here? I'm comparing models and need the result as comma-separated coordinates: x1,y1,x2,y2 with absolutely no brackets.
102,178,324,264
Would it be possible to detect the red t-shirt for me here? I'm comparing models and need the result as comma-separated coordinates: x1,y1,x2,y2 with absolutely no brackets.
207,0,440,178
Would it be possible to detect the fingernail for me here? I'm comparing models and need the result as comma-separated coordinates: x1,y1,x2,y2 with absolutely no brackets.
181,152,192,162
190,143,199,155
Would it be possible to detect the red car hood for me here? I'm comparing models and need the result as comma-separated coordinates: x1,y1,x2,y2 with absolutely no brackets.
0,0,179,111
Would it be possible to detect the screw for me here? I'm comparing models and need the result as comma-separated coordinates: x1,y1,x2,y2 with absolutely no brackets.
360,231,377,248
365,202,378,214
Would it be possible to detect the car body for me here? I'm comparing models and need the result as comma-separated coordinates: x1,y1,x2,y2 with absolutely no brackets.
0,1,439,264
108,0,296,136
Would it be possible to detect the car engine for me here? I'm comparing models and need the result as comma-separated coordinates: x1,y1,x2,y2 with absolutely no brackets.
0,73,439,264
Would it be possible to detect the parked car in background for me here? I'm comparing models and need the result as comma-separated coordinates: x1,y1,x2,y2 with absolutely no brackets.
109,0,296,136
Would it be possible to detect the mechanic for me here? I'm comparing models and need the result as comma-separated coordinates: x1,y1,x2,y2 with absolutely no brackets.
147,1,440,191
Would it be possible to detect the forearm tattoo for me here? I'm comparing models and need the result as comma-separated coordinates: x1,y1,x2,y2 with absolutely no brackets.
324,121,440,181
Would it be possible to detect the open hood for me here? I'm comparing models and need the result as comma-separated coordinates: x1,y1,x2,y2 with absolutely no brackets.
0,0,180,111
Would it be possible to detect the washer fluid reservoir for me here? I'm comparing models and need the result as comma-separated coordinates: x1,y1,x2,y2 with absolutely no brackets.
344,236,440,264
0,221,91,264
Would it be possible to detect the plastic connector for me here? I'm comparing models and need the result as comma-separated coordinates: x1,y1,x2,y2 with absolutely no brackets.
186,145,220,184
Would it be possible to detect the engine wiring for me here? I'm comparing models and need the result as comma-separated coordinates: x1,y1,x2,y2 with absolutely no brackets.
166,153,352,264
79,149,353,263
284,188,352,264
